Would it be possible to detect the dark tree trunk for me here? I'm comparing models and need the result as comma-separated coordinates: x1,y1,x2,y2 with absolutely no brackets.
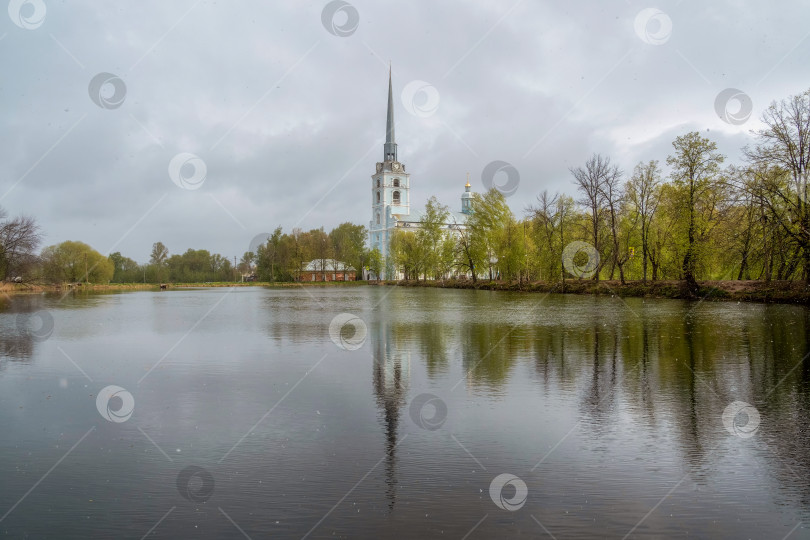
641,222,648,284
683,187,699,294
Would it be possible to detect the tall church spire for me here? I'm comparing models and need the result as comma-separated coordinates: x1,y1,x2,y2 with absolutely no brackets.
384,66,397,162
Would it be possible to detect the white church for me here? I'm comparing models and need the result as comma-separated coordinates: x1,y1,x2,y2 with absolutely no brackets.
368,70,474,278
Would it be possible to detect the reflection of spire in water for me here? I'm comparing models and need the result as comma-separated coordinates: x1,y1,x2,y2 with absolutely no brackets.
371,320,410,511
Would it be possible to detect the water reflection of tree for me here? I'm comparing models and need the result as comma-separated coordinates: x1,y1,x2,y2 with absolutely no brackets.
412,322,451,377
0,296,46,363
747,307,810,516
681,313,709,463
531,325,573,392
0,332,35,362
631,316,657,426
625,306,728,468
372,288,810,517
589,321,622,430
261,294,329,343
527,300,810,492
631,303,809,502
459,323,523,390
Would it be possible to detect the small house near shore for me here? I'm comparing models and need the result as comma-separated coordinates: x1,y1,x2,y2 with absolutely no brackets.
299,259,356,282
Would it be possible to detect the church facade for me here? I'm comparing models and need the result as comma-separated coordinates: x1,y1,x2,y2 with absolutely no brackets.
368,70,473,278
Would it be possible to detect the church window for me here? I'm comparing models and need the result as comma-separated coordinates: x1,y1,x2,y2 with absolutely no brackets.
376,191,380,203
393,179,400,187
376,213,380,225
393,191,400,204
376,179,380,188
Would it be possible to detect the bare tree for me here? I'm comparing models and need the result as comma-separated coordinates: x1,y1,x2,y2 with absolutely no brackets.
570,154,614,281
744,89,810,282
735,165,796,281
599,164,629,283
0,208,42,280
627,161,662,282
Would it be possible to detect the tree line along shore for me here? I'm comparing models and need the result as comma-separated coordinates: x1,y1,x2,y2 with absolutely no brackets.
383,278,810,304
3,88,810,299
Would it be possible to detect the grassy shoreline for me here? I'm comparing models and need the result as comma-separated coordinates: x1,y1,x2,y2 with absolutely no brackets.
3,279,809,303
1,282,160,294
0,280,367,294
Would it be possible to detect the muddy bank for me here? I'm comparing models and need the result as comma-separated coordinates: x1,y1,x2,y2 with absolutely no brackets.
4,279,807,303
381,278,810,304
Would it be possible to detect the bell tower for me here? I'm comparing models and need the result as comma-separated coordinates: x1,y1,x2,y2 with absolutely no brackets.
461,173,473,214
369,67,410,264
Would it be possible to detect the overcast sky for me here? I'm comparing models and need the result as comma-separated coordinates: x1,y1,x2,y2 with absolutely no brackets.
1,1,809,262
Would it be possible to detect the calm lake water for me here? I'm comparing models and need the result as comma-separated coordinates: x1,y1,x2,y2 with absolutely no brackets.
1,286,809,539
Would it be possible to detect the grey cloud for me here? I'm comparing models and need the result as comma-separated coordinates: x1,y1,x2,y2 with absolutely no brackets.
1,0,807,262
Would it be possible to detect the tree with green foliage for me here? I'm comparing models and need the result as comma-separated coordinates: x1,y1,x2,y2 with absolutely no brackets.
437,233,457,281
466,188,513,280
329,222,367,280
289,228,307,281
666,132,726,291
108,252,141,283
307,227,331,281
41,241,114,283
555,194,576,284
528,190,576,283
367,247,383,281
165,248,233,282
390,229,423,280
417,197,451,280
495,213,526,282
256,227,283,281
454,212,483,282
239,251,255,275
150,241,169,283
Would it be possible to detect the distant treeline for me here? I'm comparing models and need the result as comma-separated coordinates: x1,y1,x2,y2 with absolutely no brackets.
106,222,370,284
0,221,372,285
2,87,810,287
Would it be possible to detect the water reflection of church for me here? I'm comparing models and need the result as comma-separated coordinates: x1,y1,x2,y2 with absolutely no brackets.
370,318,410,510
